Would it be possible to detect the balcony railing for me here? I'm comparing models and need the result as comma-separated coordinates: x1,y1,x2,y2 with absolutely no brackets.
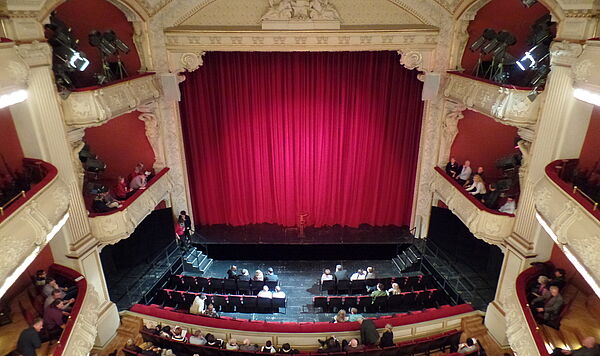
88,168,173,245
49,264,99,356
443,72,541,129
0,159,69,297
534,160,600,285
61,73,161,128
431,167,515,246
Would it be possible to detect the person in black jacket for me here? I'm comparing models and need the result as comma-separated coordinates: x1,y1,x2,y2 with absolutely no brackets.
358,318,379,346
379,324,394,348
15,318,43,356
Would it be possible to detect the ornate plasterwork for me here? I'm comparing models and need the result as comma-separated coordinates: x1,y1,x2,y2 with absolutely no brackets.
0,42,29,94
61,74,161,129
534,169,600,285
502,288,542,356
550,40,584,67
571,39,600,98
88,169,174,245
138,104,167,170
443,73,542,129
262,0,340,21
431,168,515,245
0,163,69,288
60,285,100,356
438,100,466,165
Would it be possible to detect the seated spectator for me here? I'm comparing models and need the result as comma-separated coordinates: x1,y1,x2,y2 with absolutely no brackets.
35,270,47,287
550,269,567,290
16,317,43,356
371,283,387,301
113,176,132,200
379,324,394,348
125,338,143,353
44,289,74,310
321,268,334,283
205,333,224,348
258,285,273,299
189,330,206,345
344,338,365,353
533,286,564,324
239,339,259,352
273,286,286,299
348,307,364,322
254,269,264,281
482,183,500,209
318,337,341,353
226,339,240,351
43,278,75,299
358,318,379,346
530,275,550,300
458,338,479,354
171,326,186,341
265,267,279,282
261,340,277,353
159,326,172,338
365,267,376,279
551,336,600,355
227,265,238,279
43,299,66,338
388,283,402,295
238,269,251,281
190,294,206,315
499,197,516,214
127,162,145,183
456,160,472,185
92,194,112,213
129,172,148,191
334,265,348,281
278,343,299,354
445,157,460,178
350,269,366,281
466,174,486,200
334,309,349,323
202,304,219,318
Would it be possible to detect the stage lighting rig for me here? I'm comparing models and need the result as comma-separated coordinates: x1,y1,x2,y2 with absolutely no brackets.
89,30,130,83
522,0,538,8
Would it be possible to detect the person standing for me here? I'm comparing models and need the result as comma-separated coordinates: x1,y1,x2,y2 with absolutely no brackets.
16,318,43,356
358,318,379,346
179,211,193,239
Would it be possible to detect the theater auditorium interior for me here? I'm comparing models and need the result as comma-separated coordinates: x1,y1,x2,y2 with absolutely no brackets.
0,0,599,355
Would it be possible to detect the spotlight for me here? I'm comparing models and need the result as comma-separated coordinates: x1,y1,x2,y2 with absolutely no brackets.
516,43,549,70
89,30,130,83
522,0,538,7
482,30,515,55
529,64,550,87
470,28,496,52
527,88,541,102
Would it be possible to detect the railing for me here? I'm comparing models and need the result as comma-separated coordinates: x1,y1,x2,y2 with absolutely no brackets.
572,186,598,211
0,190,25,216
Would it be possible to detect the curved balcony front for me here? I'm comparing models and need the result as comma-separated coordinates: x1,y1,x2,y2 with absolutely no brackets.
88,168,173,245
534,160,600,286
0,159,69,297
61,73,161,128
431,167,515,246
443,72,541,130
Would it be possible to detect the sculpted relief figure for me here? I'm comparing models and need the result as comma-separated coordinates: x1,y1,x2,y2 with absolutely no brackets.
262,0,340,21
262,0,293,20
309,0,340,20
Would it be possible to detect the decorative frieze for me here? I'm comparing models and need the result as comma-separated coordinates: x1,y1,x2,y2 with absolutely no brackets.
443,73,541,129
58,286,100,356
61,73,161,129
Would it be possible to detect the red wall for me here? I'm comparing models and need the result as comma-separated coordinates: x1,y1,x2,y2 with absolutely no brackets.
83,111,155,181
578,106,600,172
461,0,551,73
450,110,519,180
550,244,598,298
53,0,141,87
0,108,24,177
4,244,54,300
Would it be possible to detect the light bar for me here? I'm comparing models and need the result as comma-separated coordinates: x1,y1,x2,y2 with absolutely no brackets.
69,51,90,71
0,89,28,109
516,52,536,71
573,87,600,106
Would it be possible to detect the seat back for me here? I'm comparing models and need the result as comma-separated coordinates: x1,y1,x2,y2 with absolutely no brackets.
223,278,237,293
313,296,328,311
273,297,286,308
322,279,336,293
328,296,344,311
197,277,210,291
343,296,358,310
265,280,278,290
257,297,273,312
183,275,198,291
213,295,228,311
209,278,224,293
237,280,251,294
337,280,351,293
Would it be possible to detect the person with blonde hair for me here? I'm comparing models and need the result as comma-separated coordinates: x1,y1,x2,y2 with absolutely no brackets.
333,309,349,323
388,283,401,295
226,338,240,350
466,174,486,200
254,269,264,281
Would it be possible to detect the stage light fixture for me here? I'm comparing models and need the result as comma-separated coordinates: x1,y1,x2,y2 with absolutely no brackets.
89,29,130,83
522,0,538,7
470,28,496,52
482,30,515,55
516,43,549,70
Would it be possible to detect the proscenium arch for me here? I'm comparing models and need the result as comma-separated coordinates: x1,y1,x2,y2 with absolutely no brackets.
454,0,564,23
39,0,149,22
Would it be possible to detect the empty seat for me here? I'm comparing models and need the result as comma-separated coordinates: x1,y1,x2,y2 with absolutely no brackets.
372,295,388,312
182,292,196,306
387,294,403,312
343,296,358,311
241,295,257,313
321,279,336,294
170,291,186,309
237,280,251,295
223,278,237,293
183,275,200,292
328,296,343,312
209,278,224,293
415,290,432,307
313,296,328,312
357,296,373,313
257,297,273,313
251,280,265,295
351,280,366,295
212,295,228,311
336,279,351,294
171,275,185,290
395,276,408,289
273,297,286,313
379,277,393,290
228,295,243,312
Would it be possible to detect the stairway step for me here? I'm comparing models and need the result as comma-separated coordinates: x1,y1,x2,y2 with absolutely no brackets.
199,258,213,273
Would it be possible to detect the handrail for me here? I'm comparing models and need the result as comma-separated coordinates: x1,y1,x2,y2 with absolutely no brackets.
447,71,537,91
573,186,598,211
545,160,600,220
70,72,155,92
0,158,57,225
0,190,25,215
434,167,515,217
88,167,170,217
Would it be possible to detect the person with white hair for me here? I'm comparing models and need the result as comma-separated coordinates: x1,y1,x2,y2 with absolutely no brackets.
189,294,206,315
273,286,286,299
258,285,272,299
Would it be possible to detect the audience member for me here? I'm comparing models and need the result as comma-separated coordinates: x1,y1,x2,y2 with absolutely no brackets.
358,318,379,346
348,307,364,322
113,176,132,200
350,269,366,281
159,326,172,338
226,339,240,350
254,270,264,281
239,339,259,352
318,337,341,353
42,278,68,298
458,338,479,354
44,289,74,310
171,326,186,341
265,267,279,282
371,283,387,301
321,269,334,283
550,269,567,290
261,340,277,353
482,183,500,209
129,171,148,190
189,330,206,345
445,157,460,178
334,265,349,281
273,286,286,299
125,338,143,353
15,317,43,356
531,275,550,300
258,286,273,299
533,286,564,323
466,174,486,200
205,333,224,348
238,269,251,281
344,338,365,353
202,304,219,318
92,194,112,213
35,270,47,287
43,299,66,338
551,336,600,356
388,283,402,295
499,197,516,214
227,265,238,279
278,343,299,354
379,324,394,348
128,162,145,183
365,267,376,279
179,210,193,238
334,309,349,323
456,160,472,185
189,294,206,315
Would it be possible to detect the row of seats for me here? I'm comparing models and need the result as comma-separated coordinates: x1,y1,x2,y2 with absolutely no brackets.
170,275,279,295
321,276,432,295
313,289,445,313
156,289,286,313
129,328,463,356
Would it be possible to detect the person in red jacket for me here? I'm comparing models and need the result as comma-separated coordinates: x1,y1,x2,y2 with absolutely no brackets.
113,176,132,200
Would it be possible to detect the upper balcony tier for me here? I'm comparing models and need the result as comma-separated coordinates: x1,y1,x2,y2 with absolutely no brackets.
443,72,541,130
0,159,69,297
534,160,600,285
61,73,161,128
431,167,515,246
88,168,173,245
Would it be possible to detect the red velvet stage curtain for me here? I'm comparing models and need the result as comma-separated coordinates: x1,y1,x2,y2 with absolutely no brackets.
179,51,424,228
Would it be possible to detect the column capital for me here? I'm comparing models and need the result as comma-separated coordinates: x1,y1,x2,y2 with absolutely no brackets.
16,41,52,67
550,40,584,67
168,51,206,74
